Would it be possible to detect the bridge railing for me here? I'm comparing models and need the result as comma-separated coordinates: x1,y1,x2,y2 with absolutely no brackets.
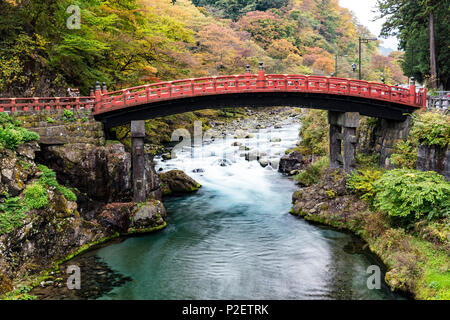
0,73,426,114
0,97,94,113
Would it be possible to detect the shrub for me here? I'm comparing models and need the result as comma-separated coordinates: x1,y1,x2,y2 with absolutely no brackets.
390,140,417,169
295,156,328,186
18,127,39,143
37,164,59,187
0,126,24,149
297,109,329,156
62,110,75,122
24,183,48,209
347,169,382,204
0,116,39,150
410,111,450,148
355,152,380,169
373,169,450,222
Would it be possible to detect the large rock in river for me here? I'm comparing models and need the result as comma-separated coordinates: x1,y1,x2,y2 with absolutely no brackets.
159,170,201,195
279,151,303,175
129,200,167,231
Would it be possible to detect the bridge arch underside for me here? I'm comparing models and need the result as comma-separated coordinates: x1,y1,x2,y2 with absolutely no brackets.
95,92,417,129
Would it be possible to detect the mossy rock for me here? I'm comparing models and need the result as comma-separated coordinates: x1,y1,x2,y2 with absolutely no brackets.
159,170,202,195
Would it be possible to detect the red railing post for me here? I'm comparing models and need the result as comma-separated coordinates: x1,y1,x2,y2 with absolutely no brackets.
33,98,39,111
423,88,427,108
256,62,266,89
94,81,102,113
11,98,16,112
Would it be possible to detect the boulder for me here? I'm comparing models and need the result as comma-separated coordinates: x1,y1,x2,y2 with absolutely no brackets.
130,200,166,230
269,159,280,170
245,150,267,161
279,151,303,174
97,203,135,233
159,170,201,195
259,158,269,168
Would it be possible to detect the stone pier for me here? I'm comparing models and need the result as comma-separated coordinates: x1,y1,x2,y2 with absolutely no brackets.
131,120,146,203
328,111,360,173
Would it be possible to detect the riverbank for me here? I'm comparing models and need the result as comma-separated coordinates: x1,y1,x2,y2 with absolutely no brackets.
290,168,449,299
289,109,450,300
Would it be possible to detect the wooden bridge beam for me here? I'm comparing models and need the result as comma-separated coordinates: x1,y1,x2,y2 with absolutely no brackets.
328,111,360,173
131,120,146,203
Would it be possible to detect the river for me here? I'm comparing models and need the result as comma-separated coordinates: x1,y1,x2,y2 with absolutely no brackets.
89,120,402,300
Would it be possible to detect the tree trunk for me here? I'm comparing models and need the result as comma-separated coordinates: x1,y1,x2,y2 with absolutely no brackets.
429,12,437,89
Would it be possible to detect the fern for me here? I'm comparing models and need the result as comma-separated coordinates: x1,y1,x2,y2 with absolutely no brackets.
373,169,450,222
347,169,382,204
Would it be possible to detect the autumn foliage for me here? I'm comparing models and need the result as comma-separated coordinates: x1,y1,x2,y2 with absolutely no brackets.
0,0,408,97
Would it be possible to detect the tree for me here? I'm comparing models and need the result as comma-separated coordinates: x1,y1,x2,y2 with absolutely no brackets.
376,0,450,89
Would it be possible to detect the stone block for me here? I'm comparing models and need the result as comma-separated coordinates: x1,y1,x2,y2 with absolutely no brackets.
131,120,146,138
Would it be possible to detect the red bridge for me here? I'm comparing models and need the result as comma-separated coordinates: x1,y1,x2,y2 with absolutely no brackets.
0,65,426,128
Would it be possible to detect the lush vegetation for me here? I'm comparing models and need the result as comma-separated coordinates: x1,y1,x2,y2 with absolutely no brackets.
390,111,449,169
348,167,449,226
37,164,77,202
0,114,39,150
374,169,449,222
409,111,450,148
23,183,49,209
346,169,382,204
0,195,28,235
377,0,450,89
0,0,408,97
295,107,449,299
295,156,328,186
296,109,329,157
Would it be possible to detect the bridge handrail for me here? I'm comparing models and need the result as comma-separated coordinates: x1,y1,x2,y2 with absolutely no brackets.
0,96,94,112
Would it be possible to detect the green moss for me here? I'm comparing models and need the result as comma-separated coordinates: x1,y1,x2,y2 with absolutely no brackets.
1,284,36,300
411,238,450,300
0,195,28,235
125,221,167,235
61,110,75,123
24,183,48,209
37,164,77,202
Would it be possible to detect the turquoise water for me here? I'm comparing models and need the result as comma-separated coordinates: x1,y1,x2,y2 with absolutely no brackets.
95,124,402,300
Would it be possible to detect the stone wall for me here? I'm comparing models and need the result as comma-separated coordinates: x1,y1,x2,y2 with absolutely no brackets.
417,144,450,180
358,115,449,180
15,109,105,145
358,116,411,168
375,118,412,168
